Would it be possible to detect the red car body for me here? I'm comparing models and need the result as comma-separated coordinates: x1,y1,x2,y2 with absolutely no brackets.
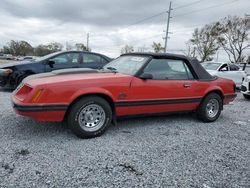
12,53,236,123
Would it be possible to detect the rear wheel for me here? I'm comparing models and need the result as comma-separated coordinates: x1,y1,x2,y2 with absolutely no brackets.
243,94,250,100
67,96,112,138
197,93,223,122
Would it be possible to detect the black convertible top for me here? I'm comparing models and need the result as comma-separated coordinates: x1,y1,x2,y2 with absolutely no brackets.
123,52,214,80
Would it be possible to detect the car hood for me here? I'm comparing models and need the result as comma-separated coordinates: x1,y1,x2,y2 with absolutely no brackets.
0,60,37,68
23,68,133,87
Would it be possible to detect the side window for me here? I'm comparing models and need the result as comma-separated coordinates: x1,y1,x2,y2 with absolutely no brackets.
84,54,101,63
219,64,229,71
184,63,194,80
229,64,240,71
101,57,109,64
143,59,194,80
50,53,80,64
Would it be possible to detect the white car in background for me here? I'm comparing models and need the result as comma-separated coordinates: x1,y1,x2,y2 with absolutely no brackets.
201,61,246,88
241,74,250,99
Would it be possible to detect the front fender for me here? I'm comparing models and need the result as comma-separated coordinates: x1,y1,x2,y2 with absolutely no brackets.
70,87,115,103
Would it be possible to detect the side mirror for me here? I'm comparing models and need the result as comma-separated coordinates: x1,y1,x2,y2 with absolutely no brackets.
139,73,153,80
48,59,55,68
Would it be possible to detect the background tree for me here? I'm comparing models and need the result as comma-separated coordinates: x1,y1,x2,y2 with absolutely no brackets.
75,43,90,51
34,42,63,56
185,41,197,58
47,42,63,53
2,40,33,56
247,56,250,64
152,42,164,53
34,45,51,56
2,45,13,54
189,24,220,62
121,45,134,54
216,16,250,63
18,41,33,56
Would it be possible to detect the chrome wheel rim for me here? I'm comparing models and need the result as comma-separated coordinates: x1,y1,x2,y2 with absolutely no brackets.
206,99,219,118
78,104,106,132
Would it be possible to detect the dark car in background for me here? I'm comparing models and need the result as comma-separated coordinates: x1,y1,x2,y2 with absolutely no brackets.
0,51,111,89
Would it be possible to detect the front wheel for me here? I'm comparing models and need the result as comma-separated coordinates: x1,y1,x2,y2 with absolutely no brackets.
243,94,250,100
67,96,112,138
197,93,223,122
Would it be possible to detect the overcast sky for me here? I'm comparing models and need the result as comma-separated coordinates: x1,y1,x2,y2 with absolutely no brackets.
0,0,249,59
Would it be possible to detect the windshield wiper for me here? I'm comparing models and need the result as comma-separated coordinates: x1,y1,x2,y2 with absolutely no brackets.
106,67,118,73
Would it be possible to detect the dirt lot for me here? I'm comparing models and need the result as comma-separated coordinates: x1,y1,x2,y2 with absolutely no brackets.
0,91,249,187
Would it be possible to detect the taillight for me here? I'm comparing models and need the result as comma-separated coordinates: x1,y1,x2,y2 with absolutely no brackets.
233,83,236,93
15,84,33,101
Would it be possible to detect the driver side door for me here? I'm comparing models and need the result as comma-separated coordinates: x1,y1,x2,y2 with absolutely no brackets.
117,58,202,116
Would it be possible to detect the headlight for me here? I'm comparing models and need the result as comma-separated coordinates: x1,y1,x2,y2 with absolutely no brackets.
245,77,250,82
1,69,13,76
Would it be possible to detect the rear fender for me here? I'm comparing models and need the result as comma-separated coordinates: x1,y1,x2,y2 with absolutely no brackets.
201,86,225,110
203,86,224,99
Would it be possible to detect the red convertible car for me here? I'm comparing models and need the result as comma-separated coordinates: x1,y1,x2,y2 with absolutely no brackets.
12,53,236,138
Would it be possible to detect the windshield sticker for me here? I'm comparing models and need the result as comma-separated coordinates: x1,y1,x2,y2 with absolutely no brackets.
131,57,145,62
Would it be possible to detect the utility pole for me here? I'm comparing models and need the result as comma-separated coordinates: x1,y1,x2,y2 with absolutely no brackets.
164,1,173,53
86,33,89,51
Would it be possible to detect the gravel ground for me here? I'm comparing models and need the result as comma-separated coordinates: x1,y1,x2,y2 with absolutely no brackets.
0,60,16,64
0,91,249,188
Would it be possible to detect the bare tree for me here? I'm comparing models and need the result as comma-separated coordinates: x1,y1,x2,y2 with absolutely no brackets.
216,16,250,63
189,24,220,62
121,45,134,54
185,41,197,58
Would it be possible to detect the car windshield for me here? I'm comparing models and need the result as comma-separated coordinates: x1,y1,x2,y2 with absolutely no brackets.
103,55,149,75
35,51,63,62
201,62,221,70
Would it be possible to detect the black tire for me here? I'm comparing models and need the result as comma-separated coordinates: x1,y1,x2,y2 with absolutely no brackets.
243,94,250,100
197,93,223,122
67,96,112,138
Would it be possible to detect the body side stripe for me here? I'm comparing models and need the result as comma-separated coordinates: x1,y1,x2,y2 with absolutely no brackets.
115,97,202,107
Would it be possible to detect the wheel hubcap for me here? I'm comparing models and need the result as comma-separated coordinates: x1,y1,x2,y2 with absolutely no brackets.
78,104,105,132
206,99,219,118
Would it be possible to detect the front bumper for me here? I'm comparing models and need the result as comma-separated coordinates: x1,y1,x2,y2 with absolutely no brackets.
241,80,250,95
12,96,68,122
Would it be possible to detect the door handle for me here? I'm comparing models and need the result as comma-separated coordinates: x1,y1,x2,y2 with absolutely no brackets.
183,83,192,88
